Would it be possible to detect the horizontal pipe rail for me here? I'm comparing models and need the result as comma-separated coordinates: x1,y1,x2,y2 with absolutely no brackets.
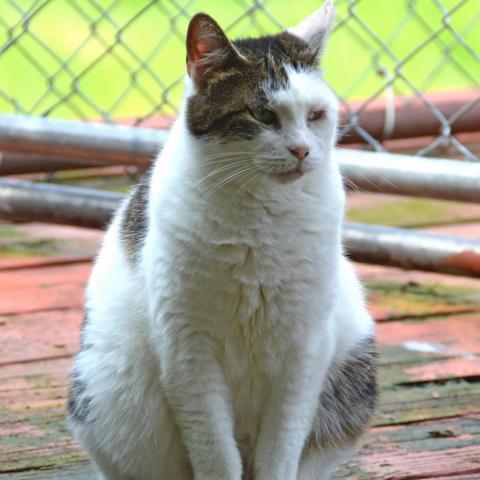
0,178,123,229
0,114,165,166
339,88,480,144
343,222,480,277
0,152,105,175
1,179,479,277
336,149,480,203
2,115,480,202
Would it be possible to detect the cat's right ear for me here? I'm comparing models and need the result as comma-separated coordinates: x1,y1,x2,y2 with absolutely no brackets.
287,0,335,60
186,14,246,89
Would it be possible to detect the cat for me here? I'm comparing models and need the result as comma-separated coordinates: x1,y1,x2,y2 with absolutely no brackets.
67,1,377,479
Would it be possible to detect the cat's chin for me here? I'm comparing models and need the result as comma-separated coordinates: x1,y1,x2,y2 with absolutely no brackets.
269,166,304,183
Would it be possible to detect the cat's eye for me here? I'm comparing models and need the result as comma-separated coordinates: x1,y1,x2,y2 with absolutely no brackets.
251,107,278,126
308,110,326,122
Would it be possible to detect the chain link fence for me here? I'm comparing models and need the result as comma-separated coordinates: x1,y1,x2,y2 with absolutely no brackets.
1,0,479,160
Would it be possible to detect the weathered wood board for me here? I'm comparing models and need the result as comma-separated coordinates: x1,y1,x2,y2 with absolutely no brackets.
1,219,479,478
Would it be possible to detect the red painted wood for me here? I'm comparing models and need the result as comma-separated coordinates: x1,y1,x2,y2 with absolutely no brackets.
358,444,480,479
0,237,479,477
0,262,91,290
0,283,85,316
377,313,480,356
368,301,480,322
431,475,480,480
0,309,82,365
405,357,480,382
376,313,480,383
0,255,93,271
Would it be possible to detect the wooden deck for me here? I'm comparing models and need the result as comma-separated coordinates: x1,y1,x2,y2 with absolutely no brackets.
1,198,480,478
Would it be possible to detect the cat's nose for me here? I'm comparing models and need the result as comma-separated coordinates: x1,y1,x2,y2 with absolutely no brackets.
288,146,309,161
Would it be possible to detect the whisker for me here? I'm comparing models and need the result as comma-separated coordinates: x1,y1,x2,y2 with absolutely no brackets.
199,151,252,162
200,157,252,167
234,170,263,198
342,174,361,193
345,165,399,192
203,166,257,199
195,160,253,187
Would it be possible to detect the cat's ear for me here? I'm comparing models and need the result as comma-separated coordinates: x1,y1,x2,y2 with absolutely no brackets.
186,13,246,89
287,0,335,59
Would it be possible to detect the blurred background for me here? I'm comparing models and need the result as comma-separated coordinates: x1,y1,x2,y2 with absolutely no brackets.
1,0,479,159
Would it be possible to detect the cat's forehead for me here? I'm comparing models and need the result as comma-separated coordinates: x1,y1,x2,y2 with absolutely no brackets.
266,67,337,112
233,32,317,85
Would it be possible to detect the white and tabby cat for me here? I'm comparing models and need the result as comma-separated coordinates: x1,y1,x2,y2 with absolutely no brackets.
68,1,377,479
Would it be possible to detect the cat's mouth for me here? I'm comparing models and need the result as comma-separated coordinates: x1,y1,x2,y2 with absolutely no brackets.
269,165,304,183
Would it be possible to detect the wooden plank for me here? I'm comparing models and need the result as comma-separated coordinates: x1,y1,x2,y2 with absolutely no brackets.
0,358,83,474
0,245,95,272
0,236,478,478
377,313,480,360
378,359,480,389
3,309,478,382
369,302,480,322
1,356,479,473
376,312,480,387
0,222,100,272
377,380,480,425
2,413,479,478
336,415,480,479
2,361,477,469
0,283,84,316
405,357,480,382
0,310,82,365
0,263,90,290
366,280,480,322
428,475,480,480
1,463,92,479
0,256,93,272
351,444,480,479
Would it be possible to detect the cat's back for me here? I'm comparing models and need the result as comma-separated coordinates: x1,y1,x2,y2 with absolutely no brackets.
82,180,151,356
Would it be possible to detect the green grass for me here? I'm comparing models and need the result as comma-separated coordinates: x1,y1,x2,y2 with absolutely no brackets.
1,0,478,121
346,197,480,228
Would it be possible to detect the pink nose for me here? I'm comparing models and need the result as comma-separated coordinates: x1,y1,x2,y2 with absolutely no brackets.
288,146,309,161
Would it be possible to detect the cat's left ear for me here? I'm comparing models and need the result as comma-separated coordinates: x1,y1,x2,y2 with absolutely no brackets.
287,0,335,59
186,13,247,89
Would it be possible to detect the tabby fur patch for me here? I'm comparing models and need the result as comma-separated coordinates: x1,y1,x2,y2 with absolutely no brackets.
187,33,318,141
305,336,378,450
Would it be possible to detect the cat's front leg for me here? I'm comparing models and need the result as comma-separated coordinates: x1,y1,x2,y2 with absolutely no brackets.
254,333,334,480
159,326,242,480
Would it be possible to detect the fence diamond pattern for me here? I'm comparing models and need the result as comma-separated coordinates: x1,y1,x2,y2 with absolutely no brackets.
1,0,479,159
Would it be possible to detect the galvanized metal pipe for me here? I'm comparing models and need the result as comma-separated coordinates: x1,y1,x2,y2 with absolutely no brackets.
0,114,165,166
0,151,105,175
2,114,480,203
0,178,123,229
336,148,480,203
343,222,480,277
1,179,480,277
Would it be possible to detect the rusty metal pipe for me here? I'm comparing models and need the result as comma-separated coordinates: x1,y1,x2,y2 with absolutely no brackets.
343,222,480,277
1,179,480,277
338,88,480,144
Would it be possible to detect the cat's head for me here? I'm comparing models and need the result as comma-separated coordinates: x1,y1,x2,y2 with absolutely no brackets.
185,0,337,183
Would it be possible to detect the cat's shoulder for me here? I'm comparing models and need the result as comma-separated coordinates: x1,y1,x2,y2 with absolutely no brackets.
119,172,151,264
